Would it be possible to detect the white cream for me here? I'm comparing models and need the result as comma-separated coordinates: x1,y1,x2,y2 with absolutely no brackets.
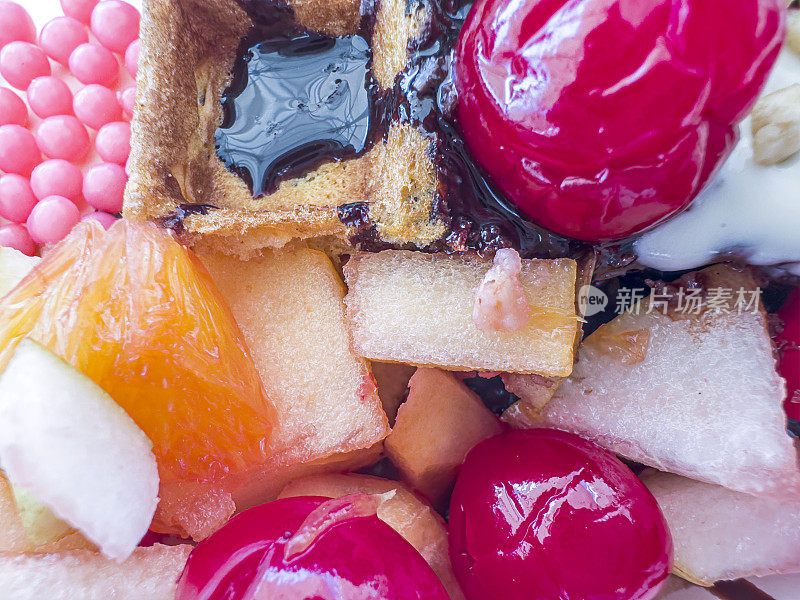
635,50,800,275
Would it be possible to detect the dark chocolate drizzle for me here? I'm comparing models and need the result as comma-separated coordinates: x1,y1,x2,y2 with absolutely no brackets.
463,374,519,416
159,203,218,234
710,579,778,600
218,2,378,197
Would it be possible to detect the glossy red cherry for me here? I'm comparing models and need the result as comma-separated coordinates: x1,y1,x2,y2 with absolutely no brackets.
449,429,672,600
454,0,786,241
176,495,450,600
775,289,800,421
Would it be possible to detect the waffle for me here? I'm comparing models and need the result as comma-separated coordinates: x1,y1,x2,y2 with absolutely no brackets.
124,0,448,258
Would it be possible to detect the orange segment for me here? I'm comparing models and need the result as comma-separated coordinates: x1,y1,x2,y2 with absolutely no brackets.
0,220,274,486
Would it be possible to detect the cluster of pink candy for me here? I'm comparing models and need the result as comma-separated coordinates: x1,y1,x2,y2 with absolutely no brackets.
0,0,139,255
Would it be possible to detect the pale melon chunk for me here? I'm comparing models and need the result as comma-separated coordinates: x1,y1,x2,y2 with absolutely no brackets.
0,340,159,561
279,472,465,600
372,362,416,425
197,248,390,508
509,265,800,498
0,544,191,600
643,471,800,585
0,248,40,299
343,251,579,376
385,368,502,505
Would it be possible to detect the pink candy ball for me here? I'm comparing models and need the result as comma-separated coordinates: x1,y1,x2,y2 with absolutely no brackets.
124,38,139,78
38,16,88,65
30,159,83,202
0,223,35,255
0,174,38,222
118,85,136,118
0,1,36,48
91,1,140,54
68,43,118,86
27,195,81,245
0,88,27,126
73,83,121,129
60,0,98,24
95,121,130,165
0,124,40,175
0,41,51,90
35,115,90,161
27,76,73,118
82,210,117,228
82,162,126,213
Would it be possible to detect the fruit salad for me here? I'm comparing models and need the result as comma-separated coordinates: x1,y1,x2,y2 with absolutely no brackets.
0,0,798,599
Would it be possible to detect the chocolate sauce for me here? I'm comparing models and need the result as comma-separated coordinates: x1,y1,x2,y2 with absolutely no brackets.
710,579,777,600
218,2,378,197
159,203,218,234
463,374,520,416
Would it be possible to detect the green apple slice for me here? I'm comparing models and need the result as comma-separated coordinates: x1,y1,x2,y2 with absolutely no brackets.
0,339,159,561
10,484,72,547
0,247,40,299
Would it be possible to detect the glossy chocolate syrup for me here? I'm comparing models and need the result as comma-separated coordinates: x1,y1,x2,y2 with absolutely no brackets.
218,2,377,197
710,579,778,600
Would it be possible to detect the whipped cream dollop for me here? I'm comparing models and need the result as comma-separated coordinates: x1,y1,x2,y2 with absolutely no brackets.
635,50,800,276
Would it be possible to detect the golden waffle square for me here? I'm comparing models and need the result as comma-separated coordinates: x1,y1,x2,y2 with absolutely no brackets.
124,0,447,258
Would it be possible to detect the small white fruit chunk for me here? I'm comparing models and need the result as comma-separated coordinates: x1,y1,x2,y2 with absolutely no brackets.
0,544,191,600
508,265,800,498
0,340,159,561
642,471,800,585
0,247,40,299
344,250,579,376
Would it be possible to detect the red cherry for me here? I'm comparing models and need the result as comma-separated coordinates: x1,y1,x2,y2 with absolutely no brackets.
454,0,786,241
176,495,450,600
775,289,800,421
449,429,672,600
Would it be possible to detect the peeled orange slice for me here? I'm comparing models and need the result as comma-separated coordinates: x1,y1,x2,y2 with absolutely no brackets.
0,220,275,535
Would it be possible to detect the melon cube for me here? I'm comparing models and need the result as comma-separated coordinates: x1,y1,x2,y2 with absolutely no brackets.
197,248,390,508
385,368,502,506
279,472,465,600
643,470,800,585
0,544,191,600
343,251,579,376
508,265,800,498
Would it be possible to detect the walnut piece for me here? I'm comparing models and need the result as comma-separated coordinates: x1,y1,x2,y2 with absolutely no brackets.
788,10,800,57
751,83,800,165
